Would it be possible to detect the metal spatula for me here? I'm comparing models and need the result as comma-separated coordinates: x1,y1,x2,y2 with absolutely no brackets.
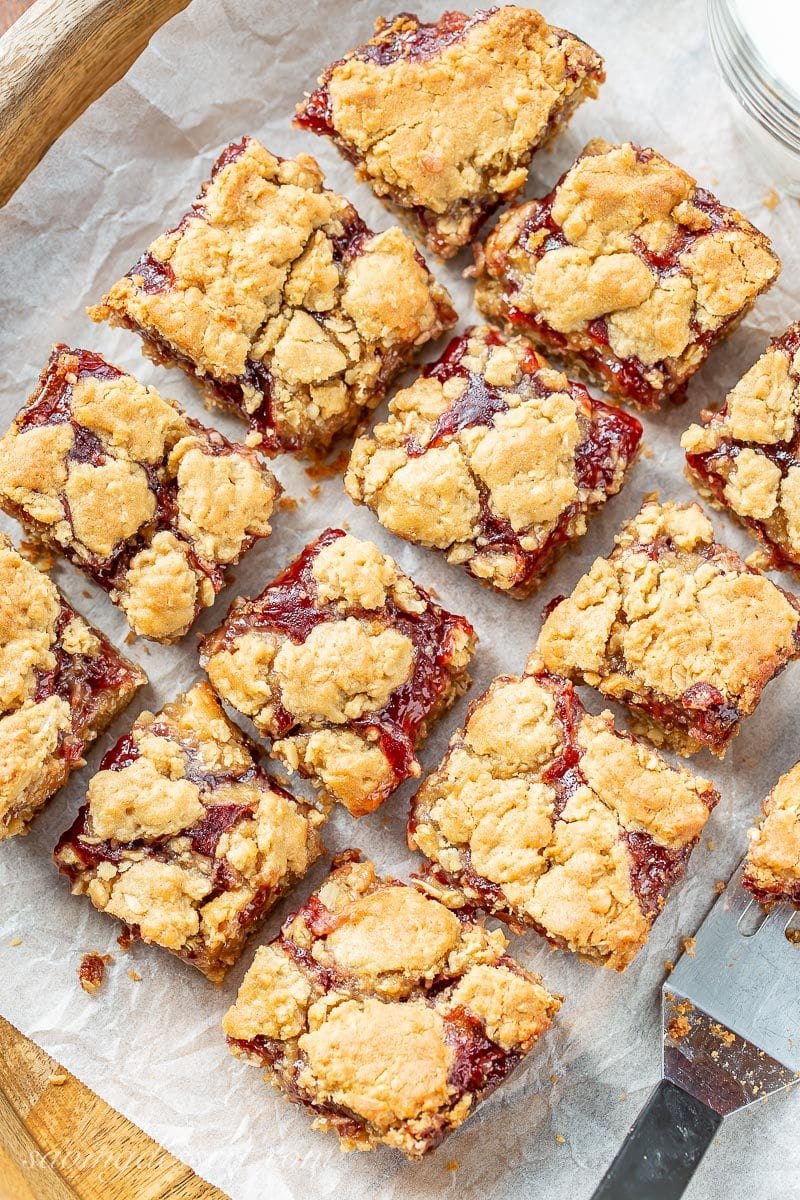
592,861,800,1200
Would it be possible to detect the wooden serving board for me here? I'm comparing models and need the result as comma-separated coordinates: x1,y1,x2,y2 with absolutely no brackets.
0,11,229,1199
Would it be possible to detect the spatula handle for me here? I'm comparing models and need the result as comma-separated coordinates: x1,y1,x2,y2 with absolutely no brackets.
591,1079,723,1200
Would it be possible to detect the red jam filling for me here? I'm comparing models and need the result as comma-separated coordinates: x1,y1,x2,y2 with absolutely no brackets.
78,952,108,992
205,528,474,783
443,1004,520,1096
622,830,691,918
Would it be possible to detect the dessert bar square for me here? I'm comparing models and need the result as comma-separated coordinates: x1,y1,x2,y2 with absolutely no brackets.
223,850,560,1156
474,139,780,410
54,682,324,982
536,499,800,756
295,7,604,258
345,324,642,596
0,346,281,643
89,137,456,455
0,533,145,841
410,666,718,970
683,322,800,576
743,763,800,907
200,529,476,816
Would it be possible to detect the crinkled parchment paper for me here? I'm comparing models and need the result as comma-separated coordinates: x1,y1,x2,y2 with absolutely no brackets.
0,2,797,1196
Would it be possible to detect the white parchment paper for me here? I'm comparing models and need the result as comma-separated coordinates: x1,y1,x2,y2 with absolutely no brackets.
0,2,798,1196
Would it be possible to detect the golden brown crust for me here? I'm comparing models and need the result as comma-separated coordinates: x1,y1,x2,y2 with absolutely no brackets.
0,534,145,841
53,682,324,981
410,671,717,970
683,324,800,577
0,347,280,643
743,763,800,906
223,853,560,1156
475,140,781,408
201,529,476,816
297,8,604,256
89,139,455,454
536,499,800,756
345,324,641,594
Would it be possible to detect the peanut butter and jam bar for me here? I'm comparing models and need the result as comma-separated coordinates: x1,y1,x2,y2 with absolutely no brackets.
683,322,800,576
743,763,800,907
296,7,604,258
345,325,642,596
200,529,476,816
410,666,719,970
54,682,324,982
0,346,280,643
223,851,560,1156
475,139,780,410
89,137,456,455
0,533,144,842
537,499,800,756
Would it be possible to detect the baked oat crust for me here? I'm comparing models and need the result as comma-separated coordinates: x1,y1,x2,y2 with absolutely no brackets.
743,763,800,907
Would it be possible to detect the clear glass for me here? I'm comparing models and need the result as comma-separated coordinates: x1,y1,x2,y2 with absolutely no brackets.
708,0,800,194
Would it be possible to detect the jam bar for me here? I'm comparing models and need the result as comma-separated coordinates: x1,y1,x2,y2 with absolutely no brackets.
200,529,476,816
474,139,781,410
410,666,719,970
0,346,280,643
683,322,800,576
743,763,800,907
89,137,456,455
223,850,560,1156
536,499,800,756
345,325,642,596
0,533,144,841
295,7,604,258
54,682,324,982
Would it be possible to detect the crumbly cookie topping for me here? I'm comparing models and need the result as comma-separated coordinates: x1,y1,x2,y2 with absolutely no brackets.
410,669,717,970
536,499,800,755
475,140,780,408
54,682,323,981
223,852,560,1156
0,347,280,643
683,323,800,575
0,533,144,840
90,138,455,453
345,325,641,595
743,762,800,906
297,8,604,256
201,529,476,816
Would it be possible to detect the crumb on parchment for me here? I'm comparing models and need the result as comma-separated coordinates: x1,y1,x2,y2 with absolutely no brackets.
78,951,113,995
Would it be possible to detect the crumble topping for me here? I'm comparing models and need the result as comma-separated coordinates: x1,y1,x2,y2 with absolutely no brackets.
410,669,718,969
201,529,476,815
297,7,603,256
54,682,324,981
475,140,780,408
90,138,455,454
345,325,641,596
0,533,145,840
683,324,800,574
223,853,560,1156
0,347,280,642
743,763,800,906
537,499,800,755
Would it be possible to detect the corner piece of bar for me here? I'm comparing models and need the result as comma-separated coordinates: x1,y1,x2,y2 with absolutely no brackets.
743,762,800,907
